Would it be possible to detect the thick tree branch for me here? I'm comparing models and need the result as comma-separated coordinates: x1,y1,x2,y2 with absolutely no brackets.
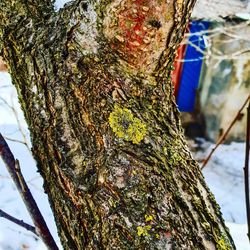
0,133,59,250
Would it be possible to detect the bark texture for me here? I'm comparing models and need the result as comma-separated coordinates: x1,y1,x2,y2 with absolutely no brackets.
0,0,235,249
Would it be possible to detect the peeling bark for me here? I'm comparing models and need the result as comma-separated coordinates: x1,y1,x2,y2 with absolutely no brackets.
0,0,235,249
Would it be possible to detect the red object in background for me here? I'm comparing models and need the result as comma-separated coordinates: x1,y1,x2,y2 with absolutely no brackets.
171,43,187,97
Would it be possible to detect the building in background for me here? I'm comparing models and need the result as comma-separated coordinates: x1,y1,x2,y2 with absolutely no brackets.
173,0,250,142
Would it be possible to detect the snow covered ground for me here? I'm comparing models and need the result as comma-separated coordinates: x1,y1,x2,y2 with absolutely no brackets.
0,73,249,249
195,141,249,249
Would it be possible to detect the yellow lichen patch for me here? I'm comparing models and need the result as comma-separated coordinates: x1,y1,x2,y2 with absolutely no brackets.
109,105,147,144
137,225,151,237
145,214,154,222
216,237,231,250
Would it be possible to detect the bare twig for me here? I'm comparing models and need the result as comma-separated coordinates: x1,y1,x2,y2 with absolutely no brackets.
0,84,11,89
184,20,250,40
0,133,59,250
244,99,250,242
201,95,250,169
0,96,31,154
4,136,29,147
10,97,32,154
0,208,38,236
177,20,250,63
0,174,10,180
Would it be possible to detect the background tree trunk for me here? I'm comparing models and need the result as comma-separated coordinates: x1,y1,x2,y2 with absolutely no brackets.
0,0,235,249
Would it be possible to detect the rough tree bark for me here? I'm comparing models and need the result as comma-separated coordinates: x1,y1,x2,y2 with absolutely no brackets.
0,0,235,249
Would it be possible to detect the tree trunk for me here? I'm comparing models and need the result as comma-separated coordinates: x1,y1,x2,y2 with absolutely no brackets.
0,0,235,249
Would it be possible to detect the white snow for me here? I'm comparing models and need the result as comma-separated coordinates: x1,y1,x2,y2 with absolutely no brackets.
202,142,246,224
0,73,26,127
200,142,249,249
0,73,249,249
226,222,249,250
54,0,72,10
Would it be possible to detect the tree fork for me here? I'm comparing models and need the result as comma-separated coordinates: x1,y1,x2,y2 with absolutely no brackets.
0,0,235,249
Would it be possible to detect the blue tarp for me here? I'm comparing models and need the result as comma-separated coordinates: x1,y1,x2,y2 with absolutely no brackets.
177,21,210,112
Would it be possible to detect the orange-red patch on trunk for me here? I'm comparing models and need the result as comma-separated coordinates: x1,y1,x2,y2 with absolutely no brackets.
104,0,174,72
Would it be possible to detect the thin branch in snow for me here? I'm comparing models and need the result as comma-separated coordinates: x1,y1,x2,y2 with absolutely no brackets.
0,96,31,154
4,136,30,147
0,208,38,236
244,99,250,242
201,95,250,169
0,85,11,89
0,174,10,180
10,97,32,154
0,133,59,250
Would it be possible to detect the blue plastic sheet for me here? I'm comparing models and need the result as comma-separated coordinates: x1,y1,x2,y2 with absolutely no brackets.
177,21,210,112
